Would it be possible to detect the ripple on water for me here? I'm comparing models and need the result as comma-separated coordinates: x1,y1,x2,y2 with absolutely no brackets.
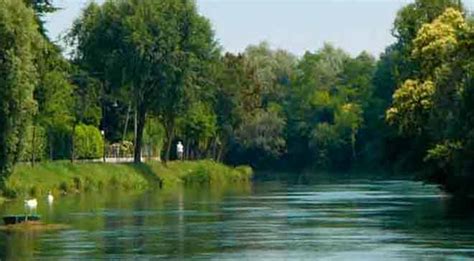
1,178,473,259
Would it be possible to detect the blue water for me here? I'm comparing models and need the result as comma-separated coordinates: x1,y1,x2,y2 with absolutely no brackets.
1,176,474,260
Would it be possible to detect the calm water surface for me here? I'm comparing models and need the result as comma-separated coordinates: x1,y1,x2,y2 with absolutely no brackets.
1,175,474,260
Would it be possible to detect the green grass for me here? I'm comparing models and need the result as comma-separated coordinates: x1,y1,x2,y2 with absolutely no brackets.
145,160,253,187
5,160,252,198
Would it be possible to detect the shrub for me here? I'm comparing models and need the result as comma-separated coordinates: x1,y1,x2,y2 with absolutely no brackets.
235,165,253,179
74,124,104,159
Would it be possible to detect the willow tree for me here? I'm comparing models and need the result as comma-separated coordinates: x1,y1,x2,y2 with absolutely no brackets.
70,0,217,163
0,0,42,185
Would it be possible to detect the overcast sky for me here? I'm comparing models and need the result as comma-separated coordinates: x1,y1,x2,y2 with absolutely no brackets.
44,0,474,57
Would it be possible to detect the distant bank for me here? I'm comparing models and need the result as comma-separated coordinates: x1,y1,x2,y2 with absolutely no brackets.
2,161,252,199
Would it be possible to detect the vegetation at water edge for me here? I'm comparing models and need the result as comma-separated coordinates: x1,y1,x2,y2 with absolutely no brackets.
5,161,252,198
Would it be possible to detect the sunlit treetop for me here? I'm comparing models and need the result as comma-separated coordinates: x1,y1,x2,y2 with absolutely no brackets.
412,8,467,70
386,79,435,135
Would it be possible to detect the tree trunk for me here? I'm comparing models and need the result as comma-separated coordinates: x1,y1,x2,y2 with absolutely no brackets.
70,123,76,164
49,131,53,160
211,137,217,160
13,116,27,165
134,106,137,151
164,120,175,163
122,102,131,142
205,139,212,159
31,123,36,167
185,139,191,160
133,106,146,163
216,138,227,162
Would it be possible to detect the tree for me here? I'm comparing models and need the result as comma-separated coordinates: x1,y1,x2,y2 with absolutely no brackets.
391,0,464,82
23,0,58,36
236,108,286,162
285,44,349,139
31,39,75,163
386,80,435,135
362,0,465,173
143,116,165,160
387,7,474,194
177,102,217,160
213,52,268,163
156,2,219,163
0,0,42,186
70,71,102,162
70,0,218,163
283,44,374,170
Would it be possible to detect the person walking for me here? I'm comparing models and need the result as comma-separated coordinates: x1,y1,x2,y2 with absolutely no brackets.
177,141,184,160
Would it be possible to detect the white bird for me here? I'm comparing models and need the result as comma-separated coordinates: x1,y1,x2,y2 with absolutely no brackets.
47,191,54,204
24,198,38,215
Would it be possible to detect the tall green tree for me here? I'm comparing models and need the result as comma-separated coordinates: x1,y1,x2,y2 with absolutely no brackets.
23,0,57,36
387,8,474,194
363,0,465,172
70,0,218,163
0,0,42,185
211,54,248,162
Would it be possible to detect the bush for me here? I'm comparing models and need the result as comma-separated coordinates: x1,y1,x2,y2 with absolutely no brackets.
235,165,253,179
20,124,47,162
74,124,104,159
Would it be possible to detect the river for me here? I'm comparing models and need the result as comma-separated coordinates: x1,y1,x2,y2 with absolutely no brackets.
1,174,474,260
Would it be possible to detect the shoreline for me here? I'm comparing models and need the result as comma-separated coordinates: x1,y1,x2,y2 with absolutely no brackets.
3,160,252,199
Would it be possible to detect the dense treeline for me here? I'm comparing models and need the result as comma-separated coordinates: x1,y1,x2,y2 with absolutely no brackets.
0,0,473,195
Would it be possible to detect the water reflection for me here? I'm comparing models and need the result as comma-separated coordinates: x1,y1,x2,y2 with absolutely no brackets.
0,178,474,259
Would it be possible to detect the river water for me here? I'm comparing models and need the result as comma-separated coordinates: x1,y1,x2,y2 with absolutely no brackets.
1,175,474,260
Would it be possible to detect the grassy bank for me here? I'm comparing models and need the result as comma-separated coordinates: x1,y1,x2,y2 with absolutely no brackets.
5,160,252,198
145,161,252,187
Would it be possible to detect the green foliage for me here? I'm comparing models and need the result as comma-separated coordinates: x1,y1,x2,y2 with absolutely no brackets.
23,0,58,36
48,126,73,160
282,43,374,170
70,0,219,162
143,117,165,157
211,46,294,166
71,71,102,127
33,44,75,162
36,70,74,130
146,160,253,187
236,109,286,157
310,123,340,167
386,80,435,134
0,0,42,183
386,6,474,195
391,0,464,82
425,140,462,164
413,8,467,71
363,0,467,174
6,160,252,198
20,125,47,162
177,102,217,157
73,124,104,159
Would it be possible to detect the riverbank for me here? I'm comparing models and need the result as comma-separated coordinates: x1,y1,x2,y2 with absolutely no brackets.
4,160,252,198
